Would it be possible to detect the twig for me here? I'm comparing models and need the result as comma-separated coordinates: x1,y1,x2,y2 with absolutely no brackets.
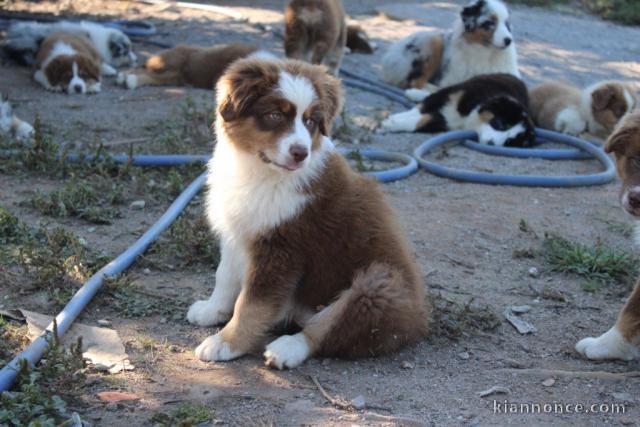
309,375,353,411
496,368,640,381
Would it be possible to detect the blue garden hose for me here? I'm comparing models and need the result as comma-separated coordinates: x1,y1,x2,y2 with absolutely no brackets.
413,129,616,187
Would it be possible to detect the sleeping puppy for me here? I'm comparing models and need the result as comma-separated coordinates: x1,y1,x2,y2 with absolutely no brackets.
382,74,535,147
186,58,428,368
284,0,347,75
34,32,106,94
575,112,640,361
116,44,274,90
530,80,637,138
0,94,34,141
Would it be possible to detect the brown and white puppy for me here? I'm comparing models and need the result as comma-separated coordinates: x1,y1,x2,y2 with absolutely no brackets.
186,59,428,368
0,94,34,141
34,32,104,95
116,44,274,90
575,112,640,361
284,0,347,75
530,80,637,138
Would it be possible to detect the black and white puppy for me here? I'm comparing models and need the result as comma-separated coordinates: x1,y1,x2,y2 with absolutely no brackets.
382,74,535,147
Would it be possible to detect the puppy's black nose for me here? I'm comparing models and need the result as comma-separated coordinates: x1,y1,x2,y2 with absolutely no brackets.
504,37,512,47
73,84,82,93
289,145,308,163
629,189,640,209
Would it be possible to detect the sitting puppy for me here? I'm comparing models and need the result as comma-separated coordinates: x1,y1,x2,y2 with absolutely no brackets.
34,32,107,94
284,0,347,75
529,80,637,138
0,94,34,141
382,74,535,147
187,58,428,368
575,112,640,361
116,44,272,90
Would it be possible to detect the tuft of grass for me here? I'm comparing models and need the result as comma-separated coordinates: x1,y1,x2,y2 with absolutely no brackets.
0,316,29,366
543,233,638,288
30,180,122,224
583,0,640,25
0,206,26,245
150,402,212,427
429,295,501,339
0,324,86,426
593,215,635,238
169,213,220,266
106,276,188,319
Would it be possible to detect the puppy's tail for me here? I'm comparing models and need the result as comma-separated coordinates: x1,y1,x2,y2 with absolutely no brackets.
307,263,428,359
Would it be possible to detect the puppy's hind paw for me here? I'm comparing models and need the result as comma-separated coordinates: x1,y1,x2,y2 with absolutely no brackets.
575,327,639,361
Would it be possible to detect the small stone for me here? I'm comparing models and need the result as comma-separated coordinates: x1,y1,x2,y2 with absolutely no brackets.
511,305,531,314
542,378,556,387
400,361,414,369
168,344,182,353
129,200,146,210
458,351,470,360
97,319,111,327
477,386,510,398
142,268,151,275
351,395,366,410
528,267,539,278
620,416,634,425
160,317,167,324
87,227,96,232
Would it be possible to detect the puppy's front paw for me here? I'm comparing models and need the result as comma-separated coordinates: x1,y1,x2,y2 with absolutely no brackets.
575,327,639,361
87,82,101,94
125,74,138,90
264,333,310,370
381,108,421,133
187,299,231,326
195,334,243,362
116,72,126,85
404,88,431,102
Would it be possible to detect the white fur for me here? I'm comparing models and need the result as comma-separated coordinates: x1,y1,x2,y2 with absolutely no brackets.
67,62,86,95
0,98,34,141
41,41,76,68
555,107,587,135
404,87,435,102
195,333,244,362
382,0,519,89
382,107,423,132
125,74,138,90
576,326,639,361
476,122,525,146
248,50,279,61
187,238,246,326
100,63,117,76
264,333,311,369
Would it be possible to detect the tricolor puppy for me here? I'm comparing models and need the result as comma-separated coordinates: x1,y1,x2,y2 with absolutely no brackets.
116,44,273,90
575,112,640,361
34,32,104,94
382,0,519,101
0,94,34,141
284,0,347,75
187,59,428,368
529,80,637,138
382,74,535,147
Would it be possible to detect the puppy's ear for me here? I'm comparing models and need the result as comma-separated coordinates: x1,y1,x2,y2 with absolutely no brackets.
605,122,634,155
77,57,100,81
461,0,484,31
592,85,615,111
317,72,344,136
217,59,279,122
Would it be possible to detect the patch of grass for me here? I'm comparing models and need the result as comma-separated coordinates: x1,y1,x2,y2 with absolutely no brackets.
30,180,122,224
593,215,634,238
345,150,375,173
543,233,638,288
0,316,29,366
430,295,501,339
1,207,108,301
169,213,220,266
583,0,640,25
0,325,86,426
106,276,187,319
150,402,212,427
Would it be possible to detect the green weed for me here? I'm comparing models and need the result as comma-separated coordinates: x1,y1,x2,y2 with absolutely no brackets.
150,402,212,427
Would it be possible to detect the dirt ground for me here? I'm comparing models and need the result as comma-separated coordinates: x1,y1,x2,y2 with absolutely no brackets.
1,0,640,426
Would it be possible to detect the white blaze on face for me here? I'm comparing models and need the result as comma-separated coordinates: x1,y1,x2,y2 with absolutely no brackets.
488,0,512,48
67,62,87,95
274,71,316,169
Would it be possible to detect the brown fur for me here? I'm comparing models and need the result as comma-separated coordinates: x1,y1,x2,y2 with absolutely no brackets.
603,112,640,345
591,82,637,133
410,36,445,89
35,32,101,88
284,0,347,75
121,43,258,89
214,59,429,359
529,81,581,131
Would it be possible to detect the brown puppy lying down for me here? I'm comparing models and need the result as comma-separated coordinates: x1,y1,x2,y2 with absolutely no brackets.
529,80,636,138
116,44,274,90
284,0,347,75
186,58,429,368
575,112,640,361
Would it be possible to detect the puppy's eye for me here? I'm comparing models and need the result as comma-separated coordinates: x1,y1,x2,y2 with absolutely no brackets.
266,111,283,122
481,21,495,30
304,117,316,128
